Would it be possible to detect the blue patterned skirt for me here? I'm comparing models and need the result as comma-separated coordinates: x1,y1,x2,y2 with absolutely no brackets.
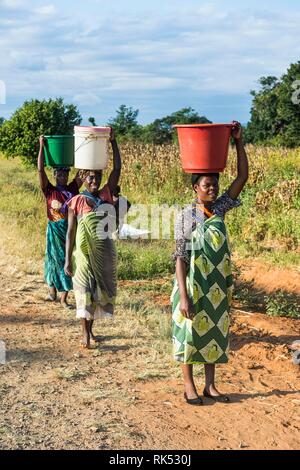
45,219,72,292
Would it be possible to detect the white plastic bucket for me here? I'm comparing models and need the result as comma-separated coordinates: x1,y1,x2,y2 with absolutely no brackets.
74,126,111,170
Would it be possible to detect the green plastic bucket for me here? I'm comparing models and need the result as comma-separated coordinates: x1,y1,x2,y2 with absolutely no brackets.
44,135,74,168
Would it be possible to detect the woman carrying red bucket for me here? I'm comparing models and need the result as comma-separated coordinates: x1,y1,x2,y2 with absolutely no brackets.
171,121,248,405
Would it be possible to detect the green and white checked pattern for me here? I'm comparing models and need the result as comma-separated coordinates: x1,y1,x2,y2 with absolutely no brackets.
171,215,233,365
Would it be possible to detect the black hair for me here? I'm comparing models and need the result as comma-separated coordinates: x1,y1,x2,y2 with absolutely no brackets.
191,173,220,186
79,169,103,179
53,167,70,175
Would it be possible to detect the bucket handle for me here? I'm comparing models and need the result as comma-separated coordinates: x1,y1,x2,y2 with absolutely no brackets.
74,134,108,154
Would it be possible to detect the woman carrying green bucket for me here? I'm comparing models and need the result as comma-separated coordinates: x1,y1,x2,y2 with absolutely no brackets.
38,136,82,308
171,121,248,405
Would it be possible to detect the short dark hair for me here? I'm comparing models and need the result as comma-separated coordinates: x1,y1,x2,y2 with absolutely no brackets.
53,167,70,175
191,173,220,186
79,169,103,180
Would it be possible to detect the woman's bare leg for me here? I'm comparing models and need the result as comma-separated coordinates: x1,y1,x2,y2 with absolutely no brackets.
81,319,90,348
47,286,57,301
204,364,230,402
60,291,69,307
89,320,101,342
204,364,221,395
182,364,198,399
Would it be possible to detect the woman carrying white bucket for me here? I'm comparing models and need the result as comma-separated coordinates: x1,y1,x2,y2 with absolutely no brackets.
64,128,121,348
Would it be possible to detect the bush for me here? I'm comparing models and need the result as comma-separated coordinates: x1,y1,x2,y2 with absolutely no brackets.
117,240,174,279
0,97,82,166
265,290,299,318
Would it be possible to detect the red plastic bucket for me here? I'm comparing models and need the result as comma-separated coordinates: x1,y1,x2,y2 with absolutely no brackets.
173,124,232,173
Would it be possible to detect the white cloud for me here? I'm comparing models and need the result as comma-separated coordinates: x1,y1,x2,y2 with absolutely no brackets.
0,80,6,104
34,4,56,16
73,92,102,106
1,1,300,123
0,0,26,8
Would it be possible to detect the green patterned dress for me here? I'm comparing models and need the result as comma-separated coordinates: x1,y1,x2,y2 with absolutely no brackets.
171,192,241,364
68,191,117,321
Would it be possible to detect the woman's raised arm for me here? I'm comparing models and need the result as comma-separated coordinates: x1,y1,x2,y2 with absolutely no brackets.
227,121,249,200
107,128,121,193
37,136,50,192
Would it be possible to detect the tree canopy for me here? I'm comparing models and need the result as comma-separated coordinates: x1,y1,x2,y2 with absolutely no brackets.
2,61,299,167
88,116,97,126
245,61,300,147
107,104,140,141
140,108,211,145
0,97,82,166
107,105,211,144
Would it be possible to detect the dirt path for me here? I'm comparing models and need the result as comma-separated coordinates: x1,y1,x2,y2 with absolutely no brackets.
0,248,299,450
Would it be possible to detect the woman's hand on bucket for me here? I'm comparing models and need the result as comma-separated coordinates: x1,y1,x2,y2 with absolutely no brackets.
110,127,116,142
231,121,242,140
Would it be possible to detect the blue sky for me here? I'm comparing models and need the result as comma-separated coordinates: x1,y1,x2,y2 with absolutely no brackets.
1,0,300,125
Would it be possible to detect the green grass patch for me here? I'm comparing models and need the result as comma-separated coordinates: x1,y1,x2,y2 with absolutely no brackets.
265,291,300,319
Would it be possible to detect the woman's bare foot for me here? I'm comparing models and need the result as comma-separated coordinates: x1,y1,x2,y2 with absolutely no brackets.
46,287,57,301
81,319,91,349
61,301,72,309
90,334,101,343
81,336,91,349
89,320,100,342
60,291,72,309
46,294,56,301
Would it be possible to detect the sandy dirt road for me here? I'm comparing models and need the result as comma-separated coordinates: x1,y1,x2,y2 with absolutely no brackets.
0,249,299,450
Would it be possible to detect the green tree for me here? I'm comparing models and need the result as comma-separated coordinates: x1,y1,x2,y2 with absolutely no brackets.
107,105,140,140
0,97,82,165
276,62,300,147
0,117,4,127
245,76,281,144
88,116,97,126
246,61,300,147
140,108,211,144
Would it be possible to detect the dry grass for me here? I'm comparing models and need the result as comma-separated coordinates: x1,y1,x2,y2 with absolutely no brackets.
53,368,90,381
